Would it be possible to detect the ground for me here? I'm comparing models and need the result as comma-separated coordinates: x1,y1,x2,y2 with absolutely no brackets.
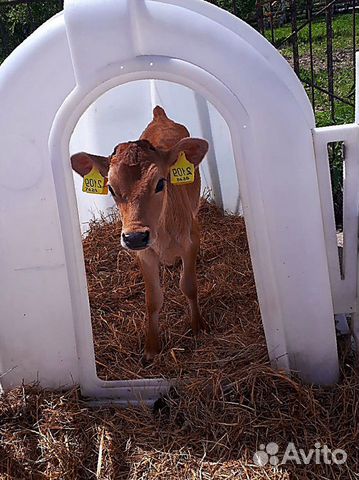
0,200,358,480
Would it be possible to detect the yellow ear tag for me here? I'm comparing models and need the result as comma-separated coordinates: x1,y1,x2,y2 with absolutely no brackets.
170,151,195,185
82,167,109,195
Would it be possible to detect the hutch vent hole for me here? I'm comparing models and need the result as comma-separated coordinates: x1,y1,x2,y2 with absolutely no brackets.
327,140,345,279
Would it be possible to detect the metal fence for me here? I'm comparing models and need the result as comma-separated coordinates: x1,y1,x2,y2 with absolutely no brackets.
233,0,357,126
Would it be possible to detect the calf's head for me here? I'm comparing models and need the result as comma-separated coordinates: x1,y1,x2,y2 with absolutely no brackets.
71,137,208,251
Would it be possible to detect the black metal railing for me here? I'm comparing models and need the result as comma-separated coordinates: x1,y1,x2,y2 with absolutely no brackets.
255,0,357,125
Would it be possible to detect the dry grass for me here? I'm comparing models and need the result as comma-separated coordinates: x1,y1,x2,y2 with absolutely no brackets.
83,198,262,380
0,200,358,479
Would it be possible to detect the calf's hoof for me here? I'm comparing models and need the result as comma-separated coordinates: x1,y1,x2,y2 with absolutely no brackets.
191,315,206,335
142,341,161,366
141,354,154,367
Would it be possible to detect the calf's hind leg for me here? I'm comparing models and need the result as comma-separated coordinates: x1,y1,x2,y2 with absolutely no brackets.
180,224,204,334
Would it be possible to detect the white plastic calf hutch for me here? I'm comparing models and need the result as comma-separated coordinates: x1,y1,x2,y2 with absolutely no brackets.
1,0,358,405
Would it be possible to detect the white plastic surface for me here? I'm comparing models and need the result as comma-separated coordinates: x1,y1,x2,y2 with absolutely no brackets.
314,124,359,315
0,0,343,402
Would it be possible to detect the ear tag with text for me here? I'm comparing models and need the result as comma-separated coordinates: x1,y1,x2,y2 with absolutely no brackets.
82,167,109,195
170,151,195,185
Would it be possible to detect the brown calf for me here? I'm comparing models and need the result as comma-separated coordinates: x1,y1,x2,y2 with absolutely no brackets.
71,106,208,361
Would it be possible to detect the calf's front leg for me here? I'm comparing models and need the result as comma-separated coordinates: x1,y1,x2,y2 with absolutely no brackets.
138,250,163,362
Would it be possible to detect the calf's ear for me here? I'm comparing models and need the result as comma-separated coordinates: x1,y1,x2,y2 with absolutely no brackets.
168,138,209,167
70,152,110,178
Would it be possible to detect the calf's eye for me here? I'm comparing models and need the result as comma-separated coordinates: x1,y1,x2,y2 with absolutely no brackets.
155,178,166,193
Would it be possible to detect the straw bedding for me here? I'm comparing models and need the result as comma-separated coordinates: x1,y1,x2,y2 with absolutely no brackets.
0,199,358,479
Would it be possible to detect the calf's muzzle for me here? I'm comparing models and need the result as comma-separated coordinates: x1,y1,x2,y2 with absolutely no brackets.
122,231,150,250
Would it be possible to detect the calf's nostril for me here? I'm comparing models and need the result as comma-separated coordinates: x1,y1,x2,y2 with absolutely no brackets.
122,231,150,249
142,231,149,243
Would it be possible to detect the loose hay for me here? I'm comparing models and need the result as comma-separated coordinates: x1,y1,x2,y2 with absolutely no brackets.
0,199,358,479
83,198,263,380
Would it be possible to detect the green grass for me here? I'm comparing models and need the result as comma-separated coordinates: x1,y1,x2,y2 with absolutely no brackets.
269,12,358,55
265,13,357,127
